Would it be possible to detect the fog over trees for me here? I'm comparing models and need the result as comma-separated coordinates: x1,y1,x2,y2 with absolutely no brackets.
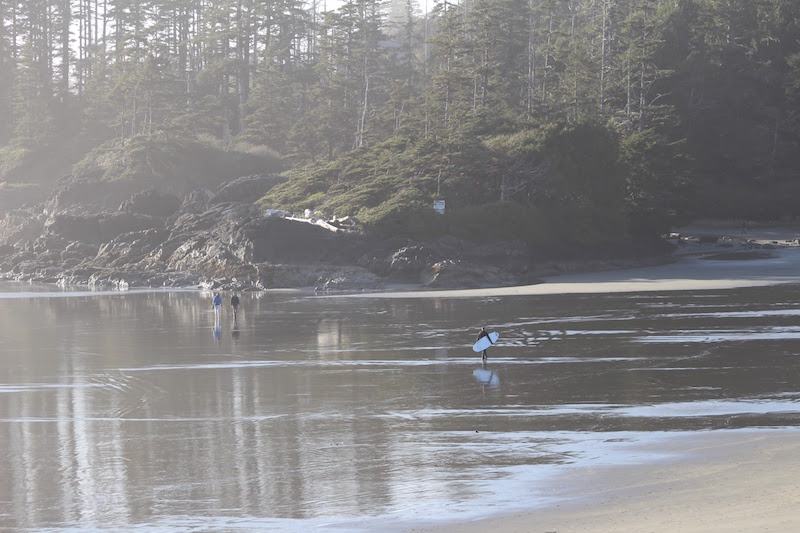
1,0,799,240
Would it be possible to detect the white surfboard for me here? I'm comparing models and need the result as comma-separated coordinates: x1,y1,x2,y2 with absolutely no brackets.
473,332,499,352
473,368,500,386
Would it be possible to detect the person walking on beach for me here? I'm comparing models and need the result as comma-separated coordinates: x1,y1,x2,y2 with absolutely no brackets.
212,292,222,319
230,293,240,319
476,325,493,360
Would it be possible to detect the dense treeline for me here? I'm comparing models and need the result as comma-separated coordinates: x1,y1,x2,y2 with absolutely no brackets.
1,0,800,241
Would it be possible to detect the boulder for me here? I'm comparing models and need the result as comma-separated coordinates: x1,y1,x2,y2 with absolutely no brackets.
388,245,433,281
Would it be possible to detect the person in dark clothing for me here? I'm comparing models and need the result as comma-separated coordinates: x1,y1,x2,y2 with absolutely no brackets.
476,325,493,360
230,293,240,318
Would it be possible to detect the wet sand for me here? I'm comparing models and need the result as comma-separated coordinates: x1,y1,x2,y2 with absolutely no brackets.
394,223,800,533
415,429,800,533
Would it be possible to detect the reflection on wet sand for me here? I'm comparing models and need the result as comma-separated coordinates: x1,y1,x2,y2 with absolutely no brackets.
2,283,800,531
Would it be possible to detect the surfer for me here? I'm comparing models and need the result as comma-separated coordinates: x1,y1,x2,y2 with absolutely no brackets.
212,292,222,319
230,293,240,318
476,325,493,360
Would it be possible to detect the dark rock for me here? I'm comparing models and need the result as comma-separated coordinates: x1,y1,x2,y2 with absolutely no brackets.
98,212,162,243
169,188,215,222
120,189,181,218
44,175,141,215
44,213,101,243
44,212,161,245
388,245,434,281
247,217,348,264
0,184,46,215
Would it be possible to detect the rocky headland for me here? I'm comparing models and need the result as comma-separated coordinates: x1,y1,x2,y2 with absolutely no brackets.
0,173,676,292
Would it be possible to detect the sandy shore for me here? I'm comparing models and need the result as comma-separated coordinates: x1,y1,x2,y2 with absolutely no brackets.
413,429,800,533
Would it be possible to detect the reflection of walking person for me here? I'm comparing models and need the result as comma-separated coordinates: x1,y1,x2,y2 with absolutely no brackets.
230,293,240,318
212,292,222,319
476,325,493,360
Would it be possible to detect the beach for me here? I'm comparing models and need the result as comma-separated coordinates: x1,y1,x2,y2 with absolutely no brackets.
403,223,800,533
414,429,800,533
4,222,800,533
345,222,800,300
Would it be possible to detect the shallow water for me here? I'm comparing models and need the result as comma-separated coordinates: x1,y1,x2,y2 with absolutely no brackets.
2,282,800,531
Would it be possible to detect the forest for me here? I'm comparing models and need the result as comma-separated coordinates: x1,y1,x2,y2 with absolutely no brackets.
1,0,800,244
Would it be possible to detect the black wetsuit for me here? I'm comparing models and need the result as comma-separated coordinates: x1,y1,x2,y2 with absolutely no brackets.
476,329,491,359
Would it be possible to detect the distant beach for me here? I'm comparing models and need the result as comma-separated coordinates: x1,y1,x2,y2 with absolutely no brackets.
344,221,800,299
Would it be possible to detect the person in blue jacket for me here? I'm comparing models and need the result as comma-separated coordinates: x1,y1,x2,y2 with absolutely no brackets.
212,292,222,319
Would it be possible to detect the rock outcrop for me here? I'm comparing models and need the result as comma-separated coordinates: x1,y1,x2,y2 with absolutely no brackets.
1,172,663,291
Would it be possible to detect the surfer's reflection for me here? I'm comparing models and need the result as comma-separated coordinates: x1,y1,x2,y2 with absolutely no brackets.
473,360,499,393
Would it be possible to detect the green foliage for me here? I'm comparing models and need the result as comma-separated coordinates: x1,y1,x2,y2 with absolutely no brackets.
357,187,431,235
0,145,34,182
2,0,800,240
620,130,693,236
73,134,282,189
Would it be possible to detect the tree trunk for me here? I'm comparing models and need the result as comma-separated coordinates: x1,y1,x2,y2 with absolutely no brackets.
600,0,608,117
527,0,536,118
626,49,631,136
62,0,70,96
639,9,647,133
542,9,553,105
